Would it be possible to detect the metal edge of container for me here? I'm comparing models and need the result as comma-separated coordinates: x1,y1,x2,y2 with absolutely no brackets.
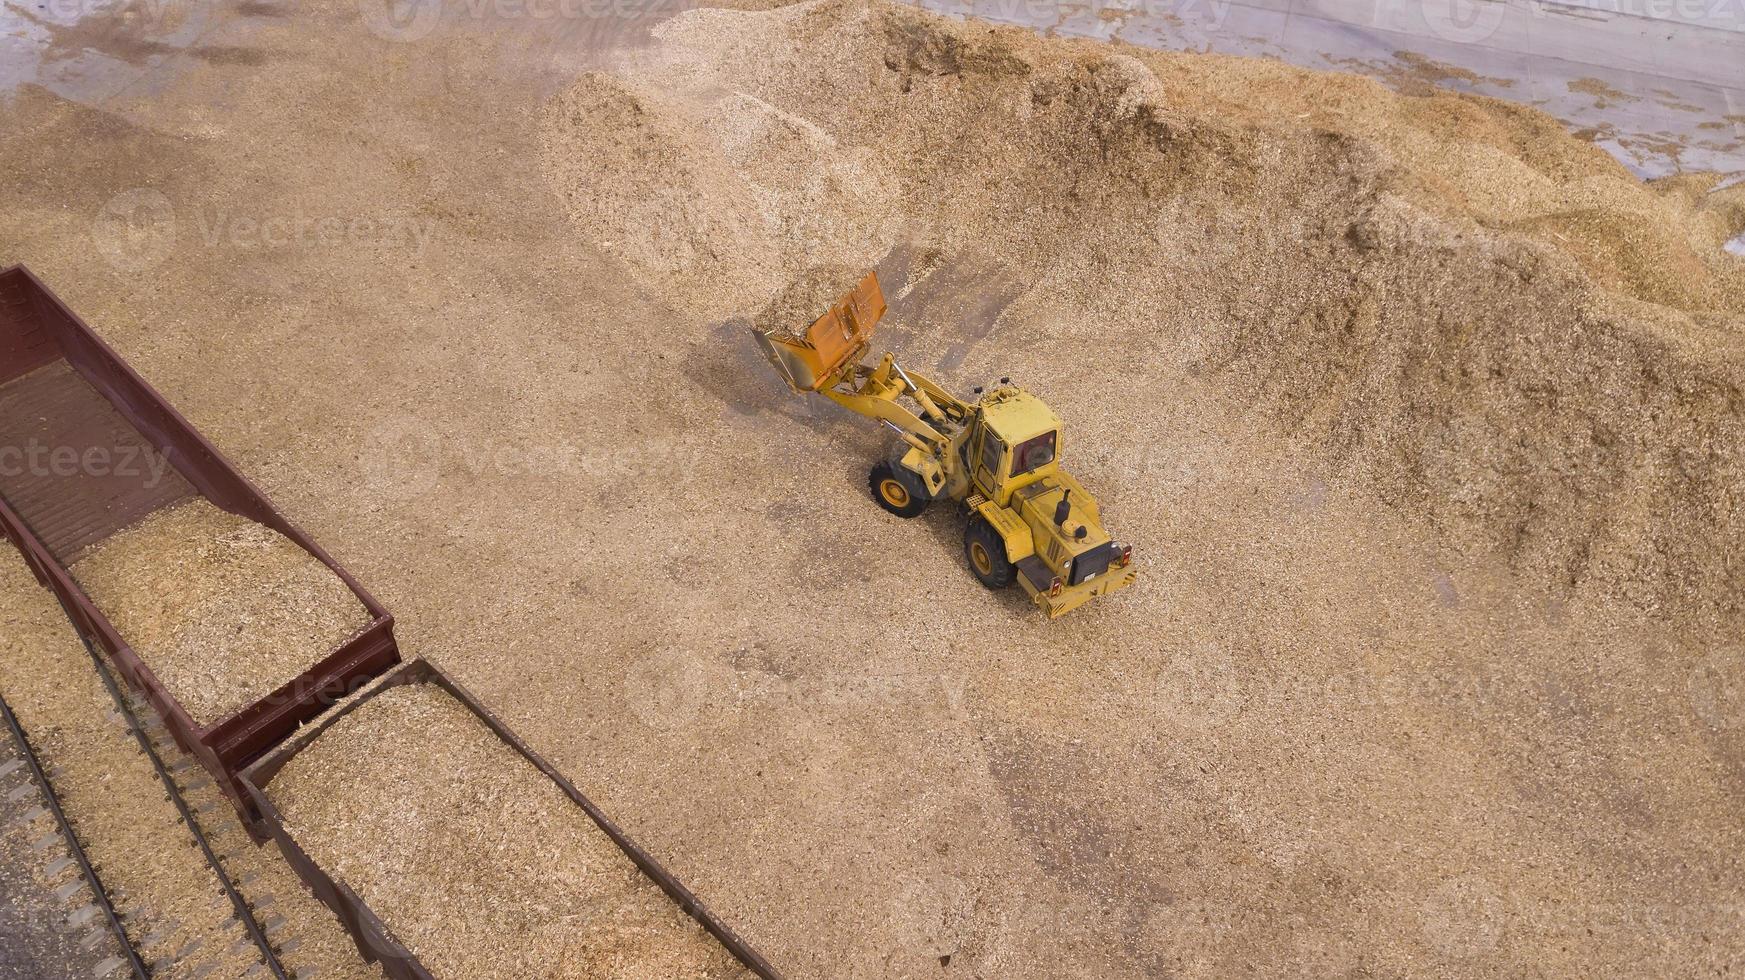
202,616,400,769
240,659,786,980
0,486,236,784
0,264,404,821
243,762,431,979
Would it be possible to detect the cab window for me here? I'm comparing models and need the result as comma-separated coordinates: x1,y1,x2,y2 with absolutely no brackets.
1011,431,1057,476
979,430,1005,477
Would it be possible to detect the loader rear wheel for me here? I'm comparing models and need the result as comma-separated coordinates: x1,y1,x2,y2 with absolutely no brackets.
870,461,928,518
964,518,1015,590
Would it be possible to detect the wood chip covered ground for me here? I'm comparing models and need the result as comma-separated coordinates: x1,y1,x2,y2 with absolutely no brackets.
0,0,1741,976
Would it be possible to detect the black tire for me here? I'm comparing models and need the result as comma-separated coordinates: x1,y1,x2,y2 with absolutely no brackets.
963,517,1015,589
869,460,929,518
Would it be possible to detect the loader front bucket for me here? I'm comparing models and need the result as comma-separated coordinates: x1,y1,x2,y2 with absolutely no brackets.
750,271,886,393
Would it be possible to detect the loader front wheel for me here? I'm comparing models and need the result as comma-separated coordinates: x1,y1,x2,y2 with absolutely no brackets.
964,518,1015,590
870,461,928,518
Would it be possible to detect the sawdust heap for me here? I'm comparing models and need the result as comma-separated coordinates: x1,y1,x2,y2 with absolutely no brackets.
539,0,1745,624
269,680,751,979
70,499,372,725
541,70,895,319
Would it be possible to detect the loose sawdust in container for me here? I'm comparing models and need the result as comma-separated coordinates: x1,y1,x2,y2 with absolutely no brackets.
751,262,866,337
70,498,372,726
268,680,753,979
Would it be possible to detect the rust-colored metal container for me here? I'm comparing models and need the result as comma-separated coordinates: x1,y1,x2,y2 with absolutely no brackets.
0,264,402,824
241,659,784,980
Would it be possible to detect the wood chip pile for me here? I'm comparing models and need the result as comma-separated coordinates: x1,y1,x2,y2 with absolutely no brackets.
538,0,1745,627
70,499,372,726
268,681,753,979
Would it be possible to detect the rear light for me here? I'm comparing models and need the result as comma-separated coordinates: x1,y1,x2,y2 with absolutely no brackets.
1115,543,1132,568
1049,576,1063,597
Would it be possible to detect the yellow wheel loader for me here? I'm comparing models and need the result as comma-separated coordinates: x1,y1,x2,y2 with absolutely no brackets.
751,272,1136,619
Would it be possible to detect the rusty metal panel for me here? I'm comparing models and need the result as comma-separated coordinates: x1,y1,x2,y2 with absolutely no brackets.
242,660,785,980
0,362,197,560
0,271,59,384
804,269,885,375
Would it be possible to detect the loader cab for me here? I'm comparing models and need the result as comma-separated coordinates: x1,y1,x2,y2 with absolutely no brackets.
970,388,1062,503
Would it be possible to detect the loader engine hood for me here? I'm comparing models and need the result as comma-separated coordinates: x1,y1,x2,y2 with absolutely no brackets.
1012,478,1114,584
